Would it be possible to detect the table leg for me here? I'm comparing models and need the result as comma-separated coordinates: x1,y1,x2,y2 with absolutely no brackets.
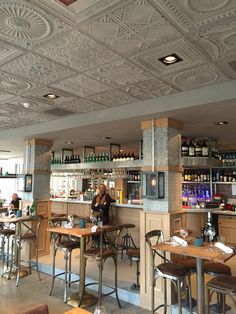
67,237,97,308
196,258,205,314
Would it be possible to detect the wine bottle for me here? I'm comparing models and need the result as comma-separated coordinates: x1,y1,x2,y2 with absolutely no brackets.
202,140,209,157
195,140,202,157
188,139,195,157
181,138,189,157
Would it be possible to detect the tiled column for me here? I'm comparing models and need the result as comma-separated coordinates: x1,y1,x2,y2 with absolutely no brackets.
23,138,53,201
140,118,184,309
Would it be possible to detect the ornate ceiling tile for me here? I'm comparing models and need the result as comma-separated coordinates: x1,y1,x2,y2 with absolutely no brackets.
0,0,72,49
155,0,236,31
0,70,34,94
10,112,56,125
1,53,76,84
4,97,54,112
194,16,236,60
56,97,107,113
51,74,113,97
0,42,23,65
164,64,229,91
132,38,206,76
0,91,15,103
79,0,181,56
0,116,18,129
36,30,120,72
87,89,138,107
121,77,178,100
0,102,26,116
85,59,154,88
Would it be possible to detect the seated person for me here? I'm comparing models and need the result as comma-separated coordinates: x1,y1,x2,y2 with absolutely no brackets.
9,193,22,210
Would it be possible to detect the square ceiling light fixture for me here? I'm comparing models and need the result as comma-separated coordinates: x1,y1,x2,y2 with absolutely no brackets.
159,53,183,65
43,93,59,99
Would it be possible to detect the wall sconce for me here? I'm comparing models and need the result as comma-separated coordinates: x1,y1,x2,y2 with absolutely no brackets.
142,172,165,199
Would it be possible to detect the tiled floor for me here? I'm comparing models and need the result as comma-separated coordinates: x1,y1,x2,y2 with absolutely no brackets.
1,247,236,313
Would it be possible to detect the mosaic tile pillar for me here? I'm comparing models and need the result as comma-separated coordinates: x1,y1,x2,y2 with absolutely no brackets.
141,118,182,213
23,138,53,201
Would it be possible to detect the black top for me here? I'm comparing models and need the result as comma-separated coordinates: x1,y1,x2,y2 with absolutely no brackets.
10,197,22,209
91,193,115,224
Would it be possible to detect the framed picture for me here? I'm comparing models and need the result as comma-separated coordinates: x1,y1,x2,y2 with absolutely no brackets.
24,174,33,192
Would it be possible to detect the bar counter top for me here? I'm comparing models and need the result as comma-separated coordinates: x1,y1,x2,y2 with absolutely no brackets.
50,198,143,208
183,208,236,215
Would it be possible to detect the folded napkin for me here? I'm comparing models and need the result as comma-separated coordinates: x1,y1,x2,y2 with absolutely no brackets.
172,236,188,247
215,242,233,254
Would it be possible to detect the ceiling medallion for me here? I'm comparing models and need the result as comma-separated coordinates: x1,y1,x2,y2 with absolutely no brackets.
0,3,50,41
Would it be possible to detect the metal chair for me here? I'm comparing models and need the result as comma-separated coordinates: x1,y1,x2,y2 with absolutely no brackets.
49,216,80,303
119,223,137,259
83,225,123,307
0,227,15,274
145,230,192,314
9,215,43,287
207,275,236,314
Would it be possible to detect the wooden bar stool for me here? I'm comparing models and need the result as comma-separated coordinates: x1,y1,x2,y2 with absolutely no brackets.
49,217,80,303
207,275,236,314
127,248,140,290
119,224,137,259
145,230,192,314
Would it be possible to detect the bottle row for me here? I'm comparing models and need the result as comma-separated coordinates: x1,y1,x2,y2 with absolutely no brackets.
220,152,236,167
212,169,236,182
182,184,211,206
127,171,141,181
181,137,209,157
183,170,210,182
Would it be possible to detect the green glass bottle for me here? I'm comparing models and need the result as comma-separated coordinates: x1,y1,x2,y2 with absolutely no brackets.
30,200,36,216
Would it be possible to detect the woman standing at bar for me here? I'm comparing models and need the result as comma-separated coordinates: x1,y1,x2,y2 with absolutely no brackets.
91,183,115,225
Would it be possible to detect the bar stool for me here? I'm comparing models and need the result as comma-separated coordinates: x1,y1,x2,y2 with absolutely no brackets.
207,275,236,314
204,261,232,312
83,225,123,307
0,228,15,274
119,224,137,259
10,215,43,287
49,217,80,303
127,248,140,290
145,230,192,314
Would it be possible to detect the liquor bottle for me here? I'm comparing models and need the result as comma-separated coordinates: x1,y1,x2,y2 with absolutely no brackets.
30,200,36,216
194,140,202,157
181,138,189,157
130,152,135,161
202,140,209,157
188,139,195,157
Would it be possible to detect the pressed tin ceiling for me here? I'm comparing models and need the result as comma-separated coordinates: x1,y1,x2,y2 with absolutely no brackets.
0,0,235,156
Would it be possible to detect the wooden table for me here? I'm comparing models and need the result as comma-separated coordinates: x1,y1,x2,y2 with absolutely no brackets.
152,241,235,314
47,225,107,308
64,307,92,314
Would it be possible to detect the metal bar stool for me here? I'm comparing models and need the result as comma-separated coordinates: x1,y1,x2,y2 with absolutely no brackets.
204,261,232,312
49,217,80,303
145,230,192,314
0,228,15,274
127,248,140,290
82,225,123,308
207,275,236,314
9,215,43,286
119,224,137,259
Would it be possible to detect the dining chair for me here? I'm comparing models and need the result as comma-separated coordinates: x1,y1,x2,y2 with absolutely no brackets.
145,229,192,314
83,225,123,308
127,248,140,290
9,215,43,287
49,216,80,303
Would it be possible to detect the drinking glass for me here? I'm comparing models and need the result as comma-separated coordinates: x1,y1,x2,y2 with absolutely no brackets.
93,306,106,314
180,227,188,240
67,214,74,228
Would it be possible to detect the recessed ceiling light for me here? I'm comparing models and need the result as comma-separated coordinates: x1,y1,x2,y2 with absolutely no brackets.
102,136,111,140
64,141,73,144
214,121,229,126
159,53,183,65
23,102,30,108
43,93,59,99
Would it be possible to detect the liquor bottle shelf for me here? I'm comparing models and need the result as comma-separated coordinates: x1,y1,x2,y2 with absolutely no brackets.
181,157,222,168
182,181,210,184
